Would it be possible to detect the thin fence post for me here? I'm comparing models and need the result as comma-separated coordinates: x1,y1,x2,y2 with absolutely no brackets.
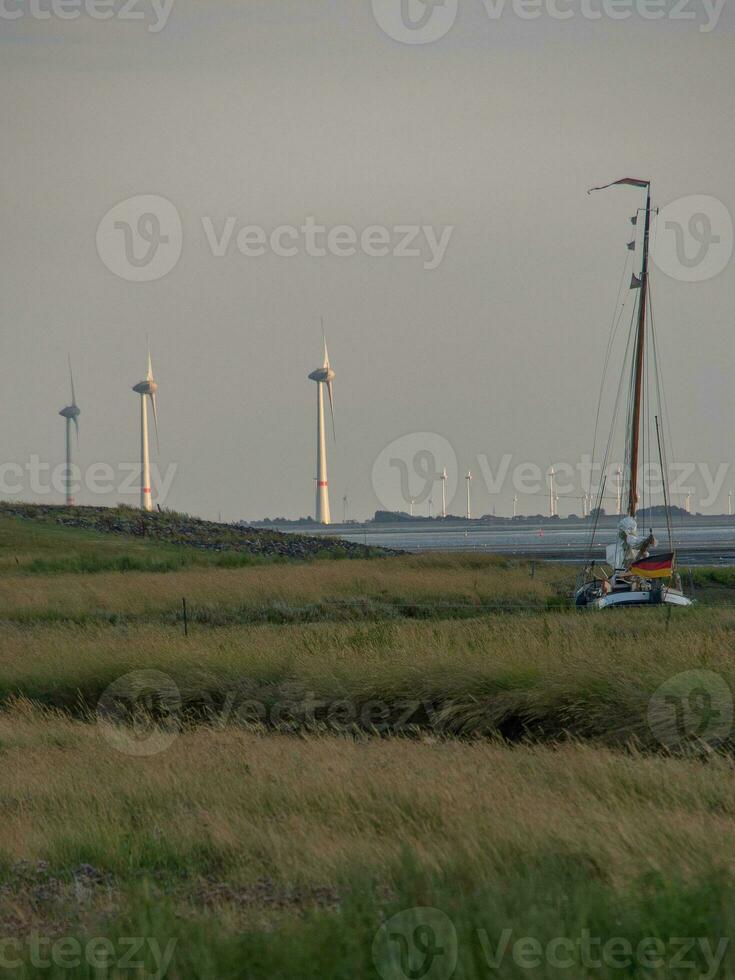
530,561,536,578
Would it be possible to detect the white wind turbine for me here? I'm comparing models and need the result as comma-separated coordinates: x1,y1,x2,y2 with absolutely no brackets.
308,335,336,525
441,467,448,518
58,358,80,506
465,470,472,520
132,348,159,512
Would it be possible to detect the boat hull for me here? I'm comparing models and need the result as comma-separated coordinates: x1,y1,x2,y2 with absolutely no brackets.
585,588,693,610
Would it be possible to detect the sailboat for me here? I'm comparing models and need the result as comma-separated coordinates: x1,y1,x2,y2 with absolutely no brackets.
575,178,693,609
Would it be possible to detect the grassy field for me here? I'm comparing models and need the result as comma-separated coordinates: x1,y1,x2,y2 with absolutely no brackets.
0,554,565,623
1,612,734,748
0,510,734,977
2,703,735,977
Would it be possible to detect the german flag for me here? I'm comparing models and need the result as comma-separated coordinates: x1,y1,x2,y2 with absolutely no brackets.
629,553,675,579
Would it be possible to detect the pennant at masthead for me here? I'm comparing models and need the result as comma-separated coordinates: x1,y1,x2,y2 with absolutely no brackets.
588,178,651,194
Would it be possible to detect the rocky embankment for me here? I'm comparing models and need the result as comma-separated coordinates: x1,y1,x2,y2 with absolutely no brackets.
0,503,397,560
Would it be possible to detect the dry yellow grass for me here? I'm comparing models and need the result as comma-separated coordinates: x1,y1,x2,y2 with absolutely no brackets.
1,611,734,750
0,555,564,621
1,702,733,890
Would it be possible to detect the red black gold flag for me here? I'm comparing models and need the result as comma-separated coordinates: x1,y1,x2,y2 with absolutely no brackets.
629,553,675,579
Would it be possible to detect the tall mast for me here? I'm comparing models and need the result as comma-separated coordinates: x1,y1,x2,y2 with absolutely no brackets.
627,183,652,517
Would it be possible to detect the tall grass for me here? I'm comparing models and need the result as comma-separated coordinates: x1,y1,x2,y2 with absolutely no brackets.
0,610,732,748
0,554,568,624
2,705,735,977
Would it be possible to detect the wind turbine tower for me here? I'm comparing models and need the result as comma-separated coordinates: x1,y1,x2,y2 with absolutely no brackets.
132,349,159,512
59,359,80,506
465,470,472,520
549,467,557,518
308,337,336,525
441,468,448,518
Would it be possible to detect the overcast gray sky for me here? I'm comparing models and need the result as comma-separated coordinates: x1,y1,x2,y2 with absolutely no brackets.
1,0,733,521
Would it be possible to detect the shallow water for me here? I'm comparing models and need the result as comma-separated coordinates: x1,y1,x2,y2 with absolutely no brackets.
289,520,735,564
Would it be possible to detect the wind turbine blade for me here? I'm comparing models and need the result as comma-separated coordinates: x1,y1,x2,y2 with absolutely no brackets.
73,415,79,444
327,380,336,441
147,349,154,382
68,356,76,406
150,392,160,453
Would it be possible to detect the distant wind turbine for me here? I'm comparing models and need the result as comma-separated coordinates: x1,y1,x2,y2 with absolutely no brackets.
465,470,472,520
58,357,80,506
132,347,159,511
308,333,336,525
